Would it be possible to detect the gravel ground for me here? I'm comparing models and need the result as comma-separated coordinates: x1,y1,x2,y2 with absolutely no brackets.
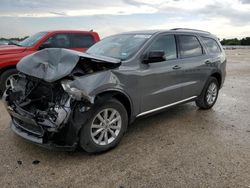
0,49,249,188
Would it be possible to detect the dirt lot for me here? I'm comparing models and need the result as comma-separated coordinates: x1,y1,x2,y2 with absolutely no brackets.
0,49,249,188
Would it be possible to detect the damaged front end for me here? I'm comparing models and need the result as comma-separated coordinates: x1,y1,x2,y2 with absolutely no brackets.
3,74,80,150
3,48,121,150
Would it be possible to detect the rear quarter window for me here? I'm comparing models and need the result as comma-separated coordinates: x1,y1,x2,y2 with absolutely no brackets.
70,34,95,48
178,35,203,58
201,37,222,55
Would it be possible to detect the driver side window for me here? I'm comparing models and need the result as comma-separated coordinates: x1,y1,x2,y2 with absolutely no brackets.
42,34,70,49
149,35,177,60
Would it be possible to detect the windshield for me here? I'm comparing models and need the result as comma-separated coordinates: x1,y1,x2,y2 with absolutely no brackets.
86,34,151,60
19,32,48,47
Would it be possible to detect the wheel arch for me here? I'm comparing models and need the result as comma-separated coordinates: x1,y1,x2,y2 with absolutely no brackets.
210,72,222,88
0,65,17,76
94,90,133,122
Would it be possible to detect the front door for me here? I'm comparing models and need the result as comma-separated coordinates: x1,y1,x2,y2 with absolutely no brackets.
139,34,183,113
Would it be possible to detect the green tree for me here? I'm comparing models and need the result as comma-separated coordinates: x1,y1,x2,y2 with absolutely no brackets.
220,38,241,45
241,37,250,45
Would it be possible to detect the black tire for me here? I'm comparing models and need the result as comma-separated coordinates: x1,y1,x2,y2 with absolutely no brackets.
0,68,18,95
196,77,219,109
80,98,128,153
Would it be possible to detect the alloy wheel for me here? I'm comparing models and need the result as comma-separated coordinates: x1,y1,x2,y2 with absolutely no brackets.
5,74,19,88
206,82,218,105
91,108,122,146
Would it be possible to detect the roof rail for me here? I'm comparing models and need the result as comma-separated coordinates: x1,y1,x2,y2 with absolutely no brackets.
171,28,210,34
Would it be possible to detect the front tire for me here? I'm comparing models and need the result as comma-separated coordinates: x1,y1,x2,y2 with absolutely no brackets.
196,77,219,109
80,98,128,153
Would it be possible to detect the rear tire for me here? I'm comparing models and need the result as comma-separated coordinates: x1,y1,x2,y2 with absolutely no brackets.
196,77,219,109
0,68,18,96
80,98,128,153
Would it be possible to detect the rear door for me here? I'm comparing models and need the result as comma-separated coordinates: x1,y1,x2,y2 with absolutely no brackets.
176,35,208,99
140,34,184,113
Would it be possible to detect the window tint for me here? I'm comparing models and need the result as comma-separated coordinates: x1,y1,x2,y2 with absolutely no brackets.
178,35,203,58
70,34,95,48
149,35,177,60
44,34,70,48
201,37,221,54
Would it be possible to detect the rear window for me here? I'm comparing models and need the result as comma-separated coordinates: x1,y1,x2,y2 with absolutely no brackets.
201,37,221,55
178,35,203,58
70,34,95,48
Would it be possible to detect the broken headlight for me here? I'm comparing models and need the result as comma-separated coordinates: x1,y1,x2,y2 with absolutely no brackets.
61,80,82,100
61,80,93,103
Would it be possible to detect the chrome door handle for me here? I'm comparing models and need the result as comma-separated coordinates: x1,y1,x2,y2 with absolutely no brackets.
172,65,181,70
205,60,212,64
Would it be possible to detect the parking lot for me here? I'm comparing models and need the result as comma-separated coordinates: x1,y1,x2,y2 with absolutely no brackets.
0,49,249,188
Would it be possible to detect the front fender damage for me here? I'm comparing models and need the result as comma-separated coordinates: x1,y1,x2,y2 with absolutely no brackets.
61,70,121,103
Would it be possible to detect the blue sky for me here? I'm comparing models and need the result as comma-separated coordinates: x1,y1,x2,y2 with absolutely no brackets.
1,0,250,39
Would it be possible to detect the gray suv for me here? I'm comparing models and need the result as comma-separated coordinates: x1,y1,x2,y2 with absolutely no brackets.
3,28,226,153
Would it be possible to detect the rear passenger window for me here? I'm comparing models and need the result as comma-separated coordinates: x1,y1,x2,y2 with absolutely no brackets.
201,37,221,55
178,35,203,58
149,35,177,60
70,34,95,48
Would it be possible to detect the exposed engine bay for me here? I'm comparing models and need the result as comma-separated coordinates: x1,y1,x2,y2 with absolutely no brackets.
69,57,119,78
6,74,72,131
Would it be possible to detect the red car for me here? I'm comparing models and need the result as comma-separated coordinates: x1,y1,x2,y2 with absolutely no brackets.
0,30,100,94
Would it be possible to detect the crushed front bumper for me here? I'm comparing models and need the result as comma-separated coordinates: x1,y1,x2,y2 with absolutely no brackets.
7,106,77,151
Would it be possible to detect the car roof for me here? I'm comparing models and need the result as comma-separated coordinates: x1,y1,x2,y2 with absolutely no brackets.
120,28,217,38
41,30,97,34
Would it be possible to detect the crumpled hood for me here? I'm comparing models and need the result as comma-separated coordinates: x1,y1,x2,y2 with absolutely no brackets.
17,48,121,82
0,45,27,55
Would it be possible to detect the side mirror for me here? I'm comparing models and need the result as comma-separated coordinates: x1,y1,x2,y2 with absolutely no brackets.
39,43,51,50
143,51,166,64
